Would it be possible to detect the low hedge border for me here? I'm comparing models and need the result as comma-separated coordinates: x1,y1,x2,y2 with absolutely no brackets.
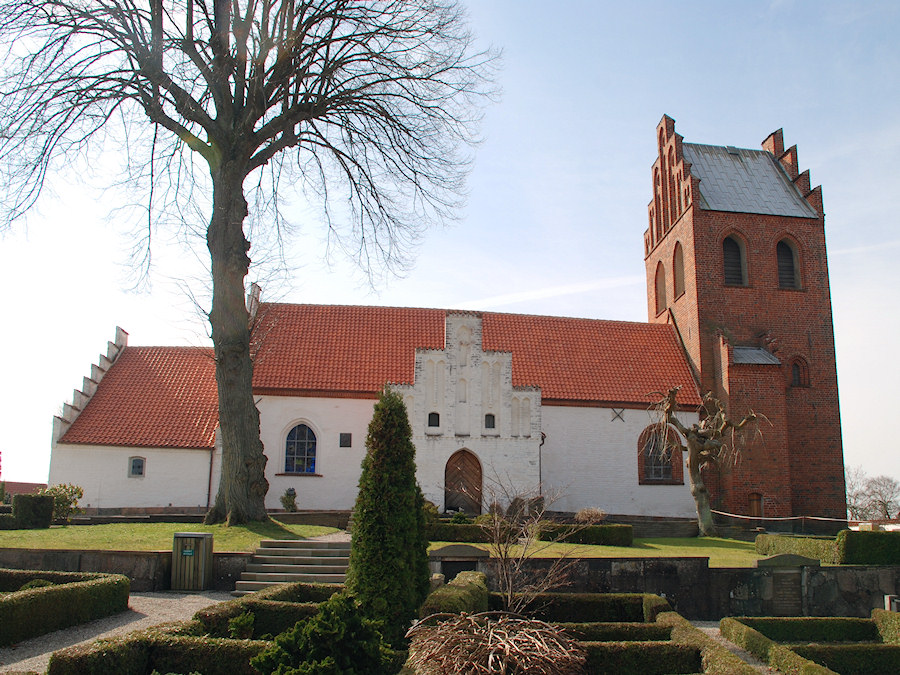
423,523,489,542
837,530,900,565
755,533,839,564
656,611,758,675
873,608,900,644
734,616,878,643
0,569,130,647
789,643,900,675
489,592,670,623
539,523,633,547
581,640,700,675
720,617,838,675
419,570,488,617
556,621,671,641
46,631,269,675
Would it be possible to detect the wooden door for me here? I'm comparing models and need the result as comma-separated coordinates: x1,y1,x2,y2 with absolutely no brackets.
444,449,482,514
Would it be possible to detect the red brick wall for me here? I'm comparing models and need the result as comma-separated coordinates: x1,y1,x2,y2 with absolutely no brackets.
643,116,846,519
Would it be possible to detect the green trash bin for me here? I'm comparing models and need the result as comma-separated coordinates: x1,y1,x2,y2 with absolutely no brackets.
171,532,214,591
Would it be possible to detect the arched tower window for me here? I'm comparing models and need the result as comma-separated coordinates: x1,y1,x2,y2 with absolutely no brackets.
654,262,667,315
789,357,810,388
777,240,800,289
673,242,685,299
723,236,747,286
285,423,317,473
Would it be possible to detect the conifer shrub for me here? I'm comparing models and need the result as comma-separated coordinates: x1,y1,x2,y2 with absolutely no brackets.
11,493,54,528
345,388,430,645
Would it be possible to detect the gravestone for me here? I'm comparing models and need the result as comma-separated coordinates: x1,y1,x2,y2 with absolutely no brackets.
757,553,819,616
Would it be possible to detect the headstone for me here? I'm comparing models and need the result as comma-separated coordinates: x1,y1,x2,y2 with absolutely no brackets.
772,569,802,616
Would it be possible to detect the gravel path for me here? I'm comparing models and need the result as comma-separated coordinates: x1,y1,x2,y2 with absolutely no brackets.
690,620,777,673
0,590,232,674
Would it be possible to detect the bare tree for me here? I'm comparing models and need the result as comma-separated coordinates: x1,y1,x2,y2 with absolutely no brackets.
0,1,496,523
657,386,758,537
845,465,871,521
864,475,900,521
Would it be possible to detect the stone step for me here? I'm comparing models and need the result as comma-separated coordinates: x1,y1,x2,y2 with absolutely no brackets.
246,563,348,574
239,572,347,583
260,539,351,550
252,554,349,566
255,546,349,558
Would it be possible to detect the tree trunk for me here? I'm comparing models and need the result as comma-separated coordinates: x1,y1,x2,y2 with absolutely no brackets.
203,161,269,525
687,442,717,537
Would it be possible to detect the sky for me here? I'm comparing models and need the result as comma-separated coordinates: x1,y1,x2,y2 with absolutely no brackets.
1,1,898,490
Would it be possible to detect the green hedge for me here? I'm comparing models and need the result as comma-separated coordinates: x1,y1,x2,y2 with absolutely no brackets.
837,530,900,564
0,514,16,529
12,493,54,528
874,608,900,645
0,570,130,646
720,617,838,675
656,611,758,675
581,640,700,675
47,631,268,675
539,524,634,546
790,644,900,675
419,570,488,617
491,592,668,623
556,621,671,641
735,617,879,643
423,522,490,542
755,533,840,564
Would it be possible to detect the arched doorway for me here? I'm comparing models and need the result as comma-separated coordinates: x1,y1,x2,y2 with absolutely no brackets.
444,449,482,514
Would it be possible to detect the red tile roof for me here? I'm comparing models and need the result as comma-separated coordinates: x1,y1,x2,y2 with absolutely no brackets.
59,304,700,449
59,347,219,449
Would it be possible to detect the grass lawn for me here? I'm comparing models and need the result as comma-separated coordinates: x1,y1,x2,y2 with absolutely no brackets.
428,537,762,568
0,519,338,553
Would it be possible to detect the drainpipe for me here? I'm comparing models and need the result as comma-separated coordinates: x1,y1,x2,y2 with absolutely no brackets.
539,432,546,495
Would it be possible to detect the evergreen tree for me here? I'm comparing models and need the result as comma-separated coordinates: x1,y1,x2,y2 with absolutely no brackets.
346,388,430,645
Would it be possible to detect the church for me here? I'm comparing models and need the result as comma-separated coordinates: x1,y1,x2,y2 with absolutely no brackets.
48,117,847,522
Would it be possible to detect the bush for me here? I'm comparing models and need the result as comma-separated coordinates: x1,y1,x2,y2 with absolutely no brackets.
38,483,84,523
556,621,671,641
0,513,18,529
419,571,488,618
0,570,129,646
421,499,440,524
251,591,391,675
423,522,489,542
346,389,430,646
11,493,54,528
492,592,664,623
449,511,471,524
736,617,878,643
656,611,758,675
790,644,900,675
539,523,634,546
581,641,700,675
279,487,298,512
874,608,900,645
575,507,607,524
228,611,255,639
837,530,900,564
755,533,840,563
720,617,838,674
19,578,55,591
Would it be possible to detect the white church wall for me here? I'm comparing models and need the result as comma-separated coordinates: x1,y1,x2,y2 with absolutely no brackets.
541,406,697,517
257,395,377,510
48,443,212,510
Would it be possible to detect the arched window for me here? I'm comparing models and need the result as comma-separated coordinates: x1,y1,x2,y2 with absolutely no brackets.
637,424,683,485
789,357,810,388
428,412,440,427
673,242,685,299
285,423,317,473
777,240,800,289
723,236,747,286
654,261,667,315
484,413,495,429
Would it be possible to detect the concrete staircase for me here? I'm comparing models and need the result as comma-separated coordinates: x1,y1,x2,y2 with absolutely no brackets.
232,539,350,596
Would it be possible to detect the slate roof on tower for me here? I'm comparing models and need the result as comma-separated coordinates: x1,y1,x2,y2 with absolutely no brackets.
59,304,701,449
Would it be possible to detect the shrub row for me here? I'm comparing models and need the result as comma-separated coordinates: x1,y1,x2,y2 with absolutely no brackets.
581,640,700,675
0,494,54,530
874,608,900,645
837,530,900,564
656,611,758,675
756,530,900,565
488,592,669,623
735,616,878,643
556,621,671,642
423,522,489,542
539,523,634,547
789,644,900,675
755,533,839,563
0,570,130,646
720,617,838,675
419,570,488,617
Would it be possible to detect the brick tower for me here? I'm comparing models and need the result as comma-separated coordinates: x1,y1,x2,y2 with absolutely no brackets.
644,115,846,521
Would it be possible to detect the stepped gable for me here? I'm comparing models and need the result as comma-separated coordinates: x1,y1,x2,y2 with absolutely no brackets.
59,346,218,449
252,303,701,407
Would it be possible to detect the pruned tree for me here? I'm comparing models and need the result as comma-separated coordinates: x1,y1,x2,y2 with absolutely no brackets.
657,386,758,537
0,1,496,524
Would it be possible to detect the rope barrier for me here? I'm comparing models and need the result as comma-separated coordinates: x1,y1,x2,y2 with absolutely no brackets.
710,509,849,524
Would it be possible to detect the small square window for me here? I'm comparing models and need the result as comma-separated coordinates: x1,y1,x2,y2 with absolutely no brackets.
484,414,496,429
339,433,352,448
428,412,440,427
128,457,145,477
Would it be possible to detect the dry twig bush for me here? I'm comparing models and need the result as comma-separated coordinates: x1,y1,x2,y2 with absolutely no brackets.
406,611,586,674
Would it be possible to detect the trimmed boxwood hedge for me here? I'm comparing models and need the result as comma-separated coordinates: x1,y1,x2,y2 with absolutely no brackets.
755,533,840,563
581,640,700,675
556,621,671,641
489,592,670,623
539,523,634,546
874,608,900,645
423,522,490,542
736,616,879,643
11,493,54,528
837,530,900,564
0,569,130,646
656,611,758,675
419,570,488,617
790,644,900,675
720,617,839,675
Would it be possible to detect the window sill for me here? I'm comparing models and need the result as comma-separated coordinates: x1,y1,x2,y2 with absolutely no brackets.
482,431,500,437
276,472,322,477
425,428,442,436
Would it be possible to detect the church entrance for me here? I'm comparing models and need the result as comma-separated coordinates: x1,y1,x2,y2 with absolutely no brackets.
444,449,482,514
